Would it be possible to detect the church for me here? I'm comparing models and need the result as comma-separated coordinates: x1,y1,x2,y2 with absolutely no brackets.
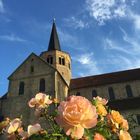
0,22,140,129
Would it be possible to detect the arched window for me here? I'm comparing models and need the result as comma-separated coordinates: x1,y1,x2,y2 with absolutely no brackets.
47,56,53,64
137,115,140,125
108,87,115,100
30,66,34,73
19,82,24,95
92,90,97,98
126,85,133,97
62,58,65,65
39,79,45,92
59,57,61,64
59,57,65,65
76,92,80,96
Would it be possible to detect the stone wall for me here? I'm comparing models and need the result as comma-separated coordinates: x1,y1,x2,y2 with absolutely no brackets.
69,80,140,100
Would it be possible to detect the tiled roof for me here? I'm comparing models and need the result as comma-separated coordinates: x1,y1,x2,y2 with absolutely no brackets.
70,68,140,89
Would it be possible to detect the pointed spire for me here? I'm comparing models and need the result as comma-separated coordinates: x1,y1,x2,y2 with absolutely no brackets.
48,20,61,51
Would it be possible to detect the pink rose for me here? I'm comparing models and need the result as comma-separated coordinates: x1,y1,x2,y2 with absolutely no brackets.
94,133,106,140
94,96,108,105
27,123,42,136
28,93,52,108
55,96,98,139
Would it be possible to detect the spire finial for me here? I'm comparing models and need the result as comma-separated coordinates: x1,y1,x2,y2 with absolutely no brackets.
47,19,61,51
53,18,56,23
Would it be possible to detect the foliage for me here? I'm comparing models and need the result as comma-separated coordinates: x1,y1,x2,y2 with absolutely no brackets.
0,93,134,140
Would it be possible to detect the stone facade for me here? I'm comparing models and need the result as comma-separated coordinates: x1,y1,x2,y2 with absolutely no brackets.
0,22,140,135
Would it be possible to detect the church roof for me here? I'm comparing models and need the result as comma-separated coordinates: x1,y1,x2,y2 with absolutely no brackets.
48,21,61,51
70,68,140,89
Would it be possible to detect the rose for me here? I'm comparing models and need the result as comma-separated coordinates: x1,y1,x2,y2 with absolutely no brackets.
119,130,132,140
96,104,107,116
121,119,129,130
28,93,52,108
27,123,42,136
55,96,98,139
94,133,106,140
6,118,22,134
111,110,123,124
94,96,108,105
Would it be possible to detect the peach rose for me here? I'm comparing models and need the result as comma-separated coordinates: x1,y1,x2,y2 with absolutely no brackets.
121,119,129,130
94,133,106,140
27,123,42,136
55,96,98,139
119,130,132,140
28,93,52,108
94,96,108,105
111,110,123,124
6,118,22,134
97,104,107,116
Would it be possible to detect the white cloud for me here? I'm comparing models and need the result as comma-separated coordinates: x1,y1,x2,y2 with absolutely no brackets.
64,16,89,29
0,34,27,42
72,53,101,76
85,0,135,25
0,0,4,13
75,53,94,64
107,55,140,70
104,38,132,54
128,11,140,30
120,27,140,53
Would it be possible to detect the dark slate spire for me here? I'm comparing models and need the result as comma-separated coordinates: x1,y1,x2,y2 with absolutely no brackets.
48,20,61,51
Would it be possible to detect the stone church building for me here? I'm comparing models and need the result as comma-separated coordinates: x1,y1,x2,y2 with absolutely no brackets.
0,22,140,129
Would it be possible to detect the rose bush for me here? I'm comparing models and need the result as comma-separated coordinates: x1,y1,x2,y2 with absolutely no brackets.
0,93,133,140
55,96,98,139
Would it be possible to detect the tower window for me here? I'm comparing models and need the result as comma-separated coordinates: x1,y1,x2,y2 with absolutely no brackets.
69,63,71,69
47,56,53,64
137,115,140,125
76,92,80,96
39,78,45,92
62,58,65,65
92,90,97,98
19,82,24,95
126,85,133,98
30,66,34,73
59,57,65,65
59,57,61,64
108,87,115,100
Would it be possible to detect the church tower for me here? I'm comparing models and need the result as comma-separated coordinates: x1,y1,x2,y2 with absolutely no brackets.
40,21,71,85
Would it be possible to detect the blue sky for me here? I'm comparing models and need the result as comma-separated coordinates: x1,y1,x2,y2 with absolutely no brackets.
1,0,140,96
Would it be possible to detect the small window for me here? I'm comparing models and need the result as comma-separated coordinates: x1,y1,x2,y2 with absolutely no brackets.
31,66,34,73
69,63,71,69
59,57,61,64
76,92,80,96
39,79,45,92
47,57,50,63
19,82,24,95
126,85,133,98
62,58,65,65
137,115,140,125
31,58,34,62
92,90,97,98
108,87,115,100
47,56,53,64
50,57,53,64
